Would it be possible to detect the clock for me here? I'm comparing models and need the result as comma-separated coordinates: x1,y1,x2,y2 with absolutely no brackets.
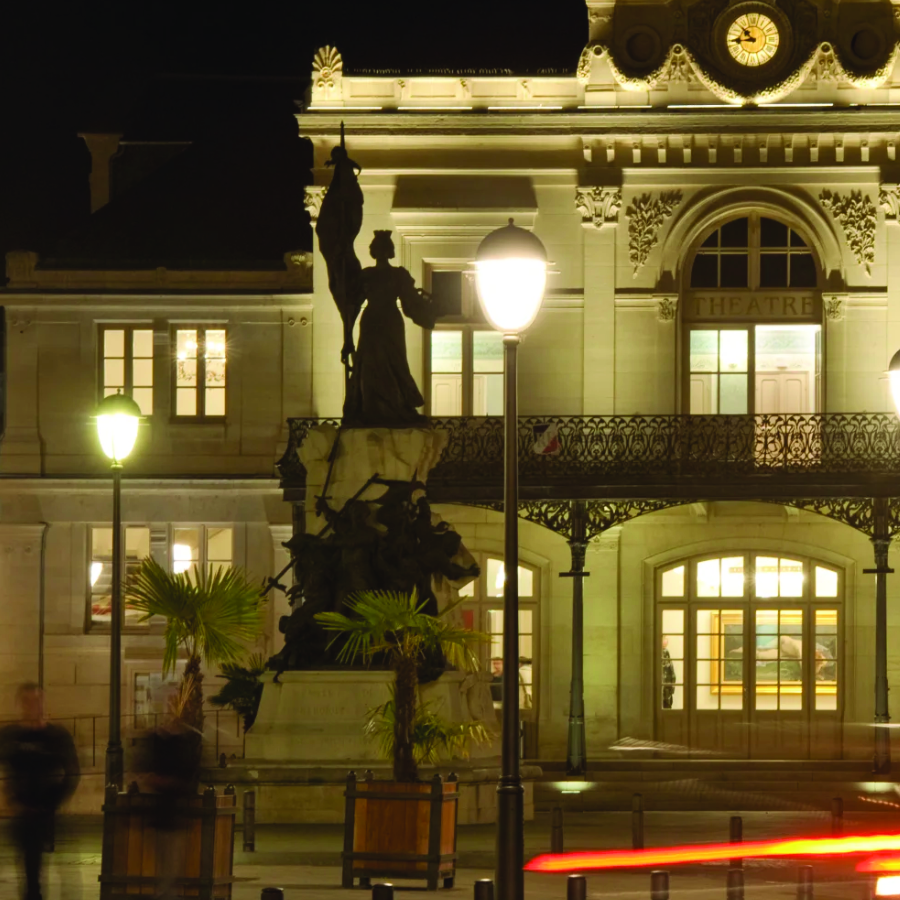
726,11,780,66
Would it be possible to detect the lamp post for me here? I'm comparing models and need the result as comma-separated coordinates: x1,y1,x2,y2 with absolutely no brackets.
475,219,547,900
95,391,142,789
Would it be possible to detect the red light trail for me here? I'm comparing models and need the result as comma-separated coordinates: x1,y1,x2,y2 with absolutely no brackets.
858,856,900,873
526,833,900,873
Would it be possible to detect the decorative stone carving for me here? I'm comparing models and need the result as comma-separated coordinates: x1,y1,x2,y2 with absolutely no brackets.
626,191,683,277
304,186,326,223
311,46,342,100
823,296,845,321
879,184,900,221
575,187,622,227
819,189,877,275
664,45,697,84
814,44,841,83
656,296,678,322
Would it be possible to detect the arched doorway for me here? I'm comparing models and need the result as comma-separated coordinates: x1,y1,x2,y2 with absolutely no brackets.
655,552,842,759
683,214,823,415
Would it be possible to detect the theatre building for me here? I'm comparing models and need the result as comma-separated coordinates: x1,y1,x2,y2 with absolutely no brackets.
4,0,900,808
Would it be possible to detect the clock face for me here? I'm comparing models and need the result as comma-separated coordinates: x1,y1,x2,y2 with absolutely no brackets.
726,12,780,66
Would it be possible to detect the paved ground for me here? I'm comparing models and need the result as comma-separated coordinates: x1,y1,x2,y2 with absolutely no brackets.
0,811,894,899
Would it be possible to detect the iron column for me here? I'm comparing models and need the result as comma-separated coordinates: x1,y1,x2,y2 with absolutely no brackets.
564,500,589,776
869,498,892,773
496,334,523,900
105,463,124,789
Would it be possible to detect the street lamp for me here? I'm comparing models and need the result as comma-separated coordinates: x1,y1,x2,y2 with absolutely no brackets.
475,219,547,900
95,391,142,789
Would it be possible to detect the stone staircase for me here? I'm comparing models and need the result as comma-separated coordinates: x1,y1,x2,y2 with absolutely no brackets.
533,760,898,812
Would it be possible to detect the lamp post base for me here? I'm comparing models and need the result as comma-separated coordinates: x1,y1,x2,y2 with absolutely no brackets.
495,777,524,900
106,742,124,791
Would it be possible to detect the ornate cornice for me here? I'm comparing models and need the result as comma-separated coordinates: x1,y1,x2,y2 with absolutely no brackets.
304,186,327,223
575,187,622,228
819,189,877,276
576,39,900,104
626,191,682,277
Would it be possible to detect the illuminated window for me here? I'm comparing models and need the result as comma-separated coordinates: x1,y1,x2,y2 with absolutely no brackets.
89,526,150,628
754,609,804,710
174,327,227,418
171,526,233,577
428,329,503,416
696,608,745,710
660,608,685,710
458,552,539,719
100,326,154,415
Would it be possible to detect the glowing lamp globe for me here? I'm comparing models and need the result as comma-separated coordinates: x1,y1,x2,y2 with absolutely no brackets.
890,350,900,418
475,219,548,334
95,392,142,463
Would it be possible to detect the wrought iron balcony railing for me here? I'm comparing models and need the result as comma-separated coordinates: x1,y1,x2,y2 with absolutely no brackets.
280,414,900,490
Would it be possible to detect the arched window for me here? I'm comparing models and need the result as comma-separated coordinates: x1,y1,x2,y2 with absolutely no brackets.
656,552,841,759
683,215,823,415
690,216,817,289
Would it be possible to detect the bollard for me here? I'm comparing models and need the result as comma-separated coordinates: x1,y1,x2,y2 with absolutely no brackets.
260,890,283,900
831,798,843,836
650,870,669,900
552,806,564,853
632,793,644,850
567,874,587,900
474,879,494,900
727,868,744,900
243,790,256,852
372,885,394,900
729,815,743,869
797,865,814,900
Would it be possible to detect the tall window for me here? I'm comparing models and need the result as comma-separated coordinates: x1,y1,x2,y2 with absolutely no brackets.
685,216,822,415
100,326,154,415
88,525,233,630
174,327,227,418
425,269,504,416
458,553,539,717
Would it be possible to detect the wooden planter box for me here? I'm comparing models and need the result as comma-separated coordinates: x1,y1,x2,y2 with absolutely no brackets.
341,771,459,890
99,783,237,900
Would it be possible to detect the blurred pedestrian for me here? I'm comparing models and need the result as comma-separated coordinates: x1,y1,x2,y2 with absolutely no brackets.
0,683,80,900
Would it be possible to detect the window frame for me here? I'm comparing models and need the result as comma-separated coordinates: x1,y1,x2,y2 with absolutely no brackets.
97,324,155,415
425,325,505,417
458,551,540,722
170,324,228,421
86,523,234,633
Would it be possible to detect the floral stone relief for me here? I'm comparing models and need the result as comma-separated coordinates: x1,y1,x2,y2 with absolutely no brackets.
819,190,876,276
626,191,683,277
575,187,622,227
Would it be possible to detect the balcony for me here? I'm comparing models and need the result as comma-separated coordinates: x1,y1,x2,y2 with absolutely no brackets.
279,414,900,503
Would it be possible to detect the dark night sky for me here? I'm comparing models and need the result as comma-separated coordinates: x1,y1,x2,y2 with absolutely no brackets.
0,0,586,264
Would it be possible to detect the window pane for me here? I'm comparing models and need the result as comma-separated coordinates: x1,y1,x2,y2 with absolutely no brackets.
431,331,463,373
91,528,113,625
176,330,198,362
760,253,788,287
132,359,153,387
205,329,227,360
473,374,503,416
815,566,838,598
662,608,684,635
815,609,838,710
205,387,226,417
176,388,197,416
206,358,226,388
790,253,816,288
719,331,748,372
756,556,779,598
485,559,532,597
780,558,804,598
701,230,719,248
104,330,125,358
721,218,749,247
661,565,684,597
132,388,153,417
719,374,747,414
697,559,721,597
721,556,744,597
720,254,748,288
124,528,150,624
473,331,504,373
690,330,718,372
207,526,233,574
458,580,475,598
173,528,201,574
104,359,125,388
760,217,788,247
431,271,463,317
662,608,684,711
176,359,197,388
690,254,718,288
431,374,462,416
790,229,808,248
133,330,153,359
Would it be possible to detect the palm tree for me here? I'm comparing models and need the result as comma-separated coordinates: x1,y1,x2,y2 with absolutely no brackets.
317,590,484,783
126,558,266,733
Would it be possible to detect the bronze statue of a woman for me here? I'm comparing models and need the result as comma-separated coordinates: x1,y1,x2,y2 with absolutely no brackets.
343,231,438,427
